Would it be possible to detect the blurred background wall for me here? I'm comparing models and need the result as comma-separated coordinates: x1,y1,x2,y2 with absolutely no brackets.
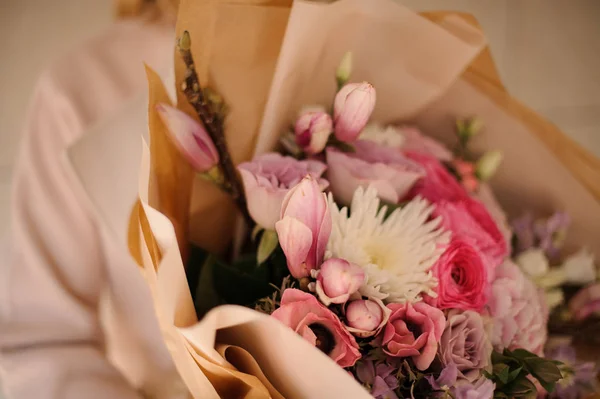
0,0,599,394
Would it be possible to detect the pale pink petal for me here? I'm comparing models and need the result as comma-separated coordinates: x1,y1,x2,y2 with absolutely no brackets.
276,216,313,278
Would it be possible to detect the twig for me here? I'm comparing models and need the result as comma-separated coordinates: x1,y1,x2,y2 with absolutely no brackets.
177,31,252,225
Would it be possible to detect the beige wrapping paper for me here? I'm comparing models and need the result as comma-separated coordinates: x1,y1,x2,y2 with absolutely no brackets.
66,0,600,398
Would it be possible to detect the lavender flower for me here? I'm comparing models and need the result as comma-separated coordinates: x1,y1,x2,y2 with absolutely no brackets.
451,377,495,399
512,212,535,252
534,212,570,259
426,362,458,391
356,360,399,399
547,343,597,399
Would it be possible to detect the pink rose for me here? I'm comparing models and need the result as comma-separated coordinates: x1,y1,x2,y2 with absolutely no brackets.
333,82,376,142
311,258,364,306
405,151,467,203
156,103,219,172
295,108,333,154
276,176,331,279
271,289,361,367
433,198,508,268
431,239,489,312
326,140,425,204
487,261,548,356
474,183,513,248
238,153,327,229
382,302,446,370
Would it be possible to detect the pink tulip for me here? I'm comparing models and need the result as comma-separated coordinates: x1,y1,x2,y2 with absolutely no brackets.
156,103,219,172
312,258,365,306
238,154,327,230
275,176,332,278
333,82,376,142
295,108,333,154
345,298,390,338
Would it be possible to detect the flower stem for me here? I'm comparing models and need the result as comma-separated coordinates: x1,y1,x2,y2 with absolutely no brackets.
177,31,252,226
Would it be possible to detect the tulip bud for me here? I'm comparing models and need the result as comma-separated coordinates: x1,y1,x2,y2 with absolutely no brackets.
346,300,382,331
295,108,333,154
275,176,331,278
156,103,219,172
476,150,503,181
313,258,365,306
336,51,353,88
333,82,376,143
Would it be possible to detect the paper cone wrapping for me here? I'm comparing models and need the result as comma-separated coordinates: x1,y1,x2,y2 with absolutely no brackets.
124,0,600,398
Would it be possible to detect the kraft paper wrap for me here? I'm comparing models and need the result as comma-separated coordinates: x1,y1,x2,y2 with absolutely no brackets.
93,0,600,398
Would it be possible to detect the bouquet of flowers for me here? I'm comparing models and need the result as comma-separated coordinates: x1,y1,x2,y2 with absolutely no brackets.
67,0,600,397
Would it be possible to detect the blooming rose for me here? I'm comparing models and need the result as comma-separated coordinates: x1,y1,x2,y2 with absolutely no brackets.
432,240,489,311
439,310,493,382
311,258,364,305
382,302,445,370
487,260,549,356
326,140,425,204
432,198,508,269
238,153,327,229
405,151,466,202
271,289,361,367
276,176,331,279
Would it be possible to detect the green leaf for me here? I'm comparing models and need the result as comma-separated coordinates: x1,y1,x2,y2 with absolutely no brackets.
251,225,263,242
524,358,562,391
194,254,225,318
493,363,510,384
327,135,355,153
504,376,537,398
509,348,537,361
212,255,276,306
257,230,279,264
508,366,524,383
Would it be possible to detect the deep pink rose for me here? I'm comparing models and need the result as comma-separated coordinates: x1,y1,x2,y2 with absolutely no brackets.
405,151,466,203
405,152,508,267
271,289,361,367
326,140,425,204
382,302,446,370
432,239,489,312
238,153,327,229
433,198,508,268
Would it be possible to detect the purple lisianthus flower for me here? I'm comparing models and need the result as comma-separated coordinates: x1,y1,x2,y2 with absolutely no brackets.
512,212,535,253
356,360,399,399
547,343,597,399
451,377,495,399
534,212,570,259
426,362,458,391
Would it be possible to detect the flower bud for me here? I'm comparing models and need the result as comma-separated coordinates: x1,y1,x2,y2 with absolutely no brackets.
336,51,353,88
476,150,503,181
515,248,549,278
156,103,219,172
313,258,364,306
346,300,382,331
294,108,333,154
333,82,376,143
561,248,596,285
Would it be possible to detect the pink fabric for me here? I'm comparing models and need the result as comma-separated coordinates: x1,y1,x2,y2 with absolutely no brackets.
0,20,182,399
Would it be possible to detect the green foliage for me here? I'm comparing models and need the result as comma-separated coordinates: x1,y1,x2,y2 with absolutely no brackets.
327,135,355,153
485,348,563,399
189,243,289,318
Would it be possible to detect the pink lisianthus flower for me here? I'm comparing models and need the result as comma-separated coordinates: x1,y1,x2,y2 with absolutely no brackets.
431,239,489,312
276,176,331,279
294,107,333,154
397,126,453,162
344,298,391,338
487,260,549,356
238,153,327,230
326,140,425,204
271,289,361,368
381,302,446,370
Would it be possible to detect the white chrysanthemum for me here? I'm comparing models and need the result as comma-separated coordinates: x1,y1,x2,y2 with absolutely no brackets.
326,186,450,303
359,123,405,148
